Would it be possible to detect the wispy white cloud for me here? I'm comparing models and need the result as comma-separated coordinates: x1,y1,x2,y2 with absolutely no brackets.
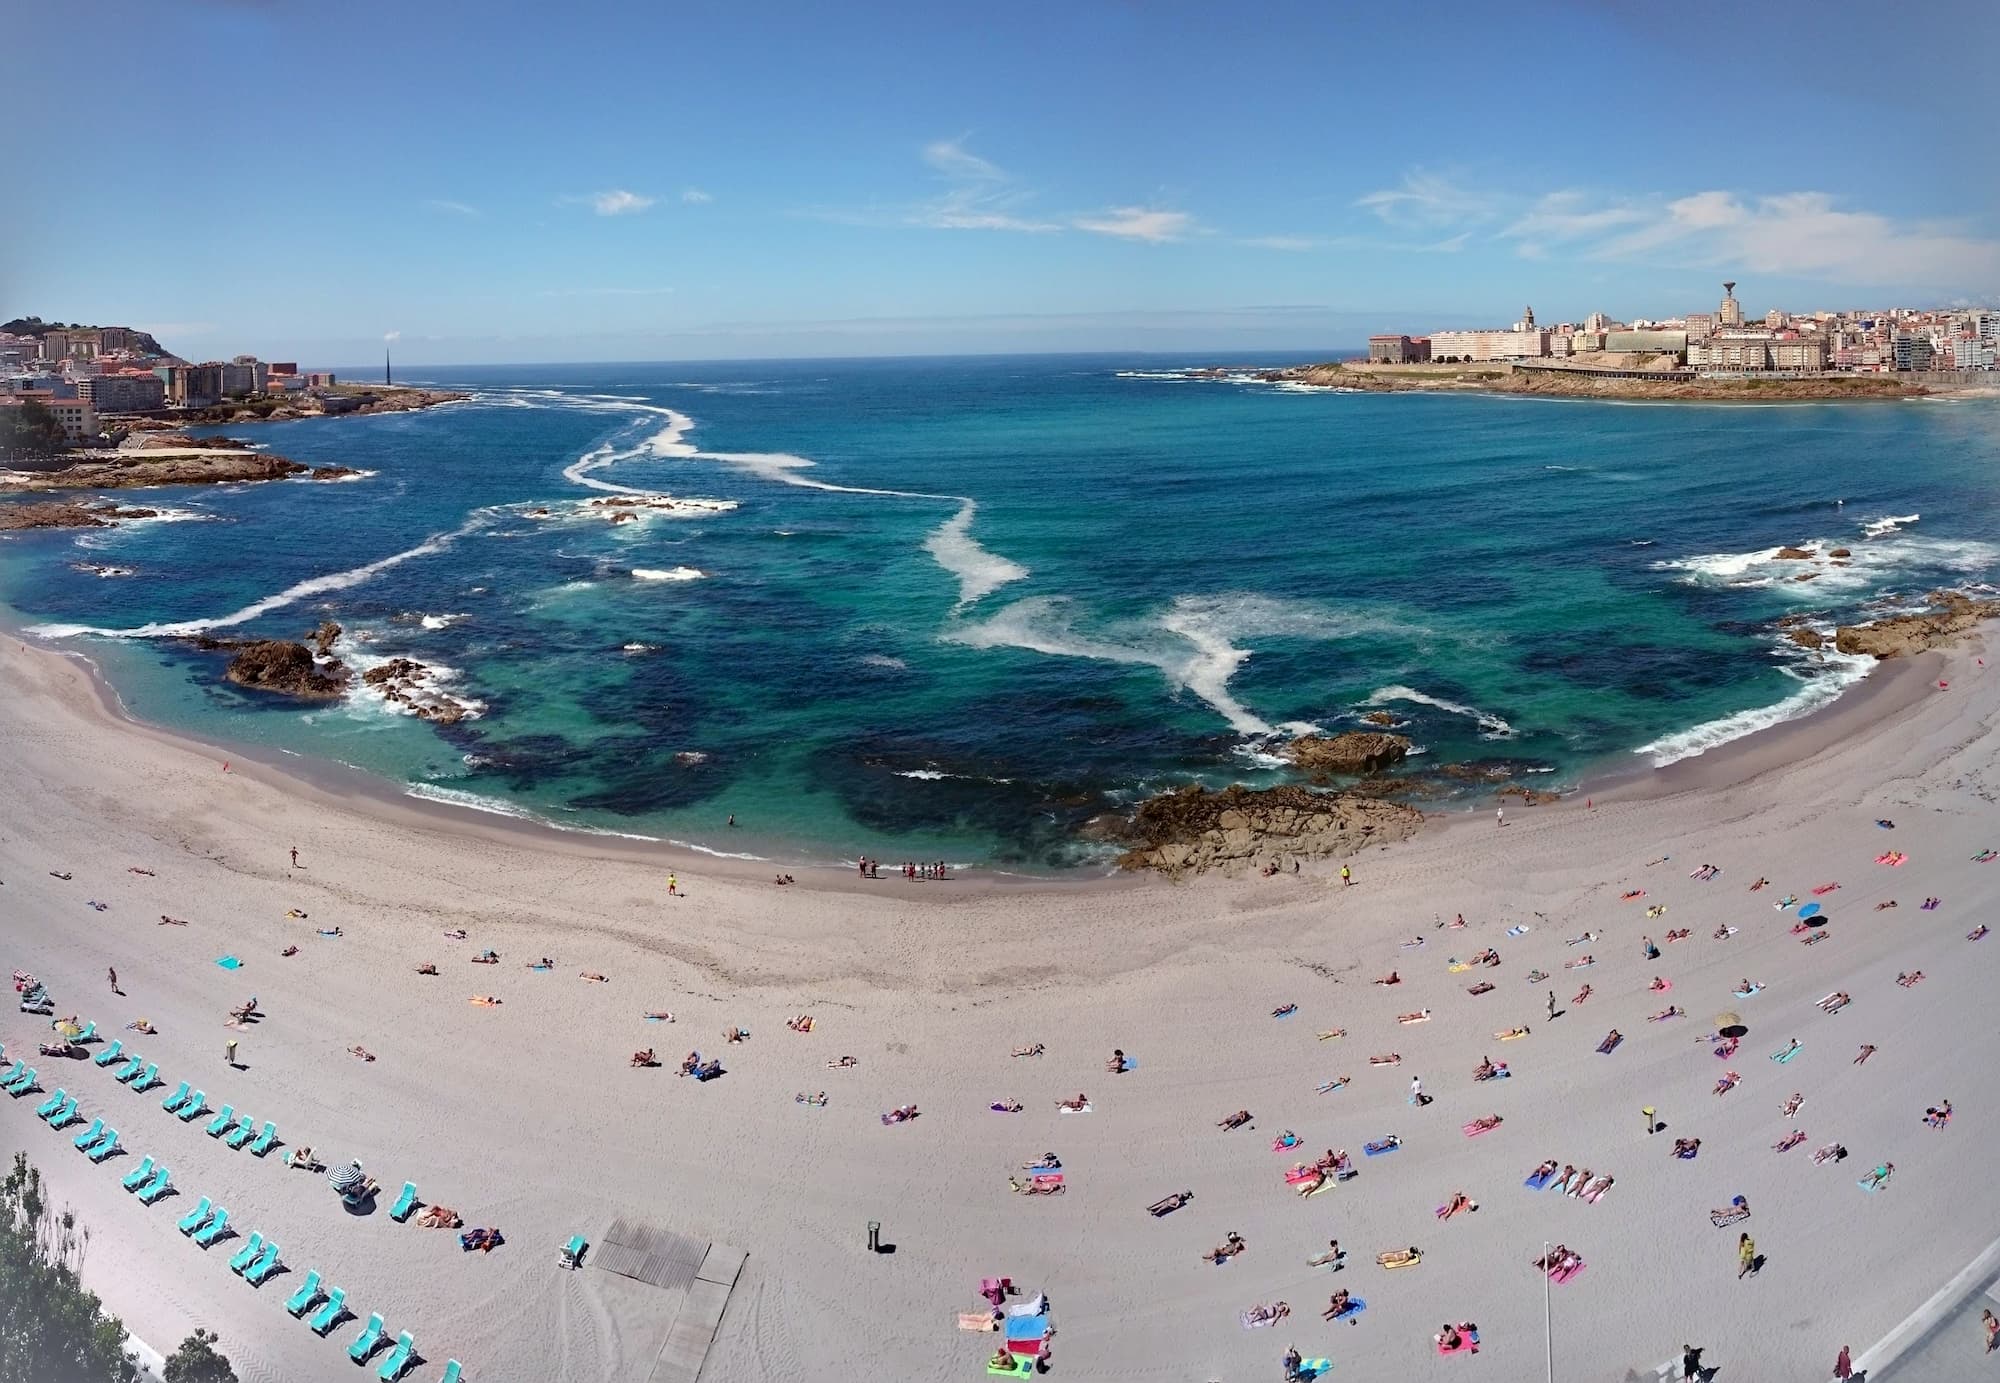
383,330,401,342
681,187,713,205
565,189,656,217
424,198,479,217
909,137,1061,232
1356,170,1499,230
1074,207,1193,243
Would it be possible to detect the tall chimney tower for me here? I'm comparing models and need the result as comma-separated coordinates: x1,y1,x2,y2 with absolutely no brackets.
385,344,393,386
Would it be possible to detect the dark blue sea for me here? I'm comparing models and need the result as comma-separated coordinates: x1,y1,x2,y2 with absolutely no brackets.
6,356,1998,867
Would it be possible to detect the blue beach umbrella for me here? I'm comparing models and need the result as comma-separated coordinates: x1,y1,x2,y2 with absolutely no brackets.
1797,903,1821,920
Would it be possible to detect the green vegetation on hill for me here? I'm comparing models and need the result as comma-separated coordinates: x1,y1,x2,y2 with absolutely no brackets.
0,1153,140,1383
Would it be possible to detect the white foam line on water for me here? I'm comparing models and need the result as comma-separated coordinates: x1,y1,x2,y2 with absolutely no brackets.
1632,647,1875,767
29,516,486,640
1361,684,1517,739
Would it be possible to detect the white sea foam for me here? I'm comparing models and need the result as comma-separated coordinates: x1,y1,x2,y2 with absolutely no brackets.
419,612,468,629
1861,513,1919,539
632,566,706,582
30,517,485,640
924,501,1029,606
860,653,907,669
1634,648,1874,766
895,769,949,780
950,593,1398,737
1360,685,1517,739
337,638,487,723
1655,534,2000,597
621,642,657,653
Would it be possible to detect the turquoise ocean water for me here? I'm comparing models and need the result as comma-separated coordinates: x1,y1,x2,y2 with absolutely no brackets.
6,356,1999,868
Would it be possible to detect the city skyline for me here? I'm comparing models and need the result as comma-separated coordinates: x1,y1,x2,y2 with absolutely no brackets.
9,0,1999,364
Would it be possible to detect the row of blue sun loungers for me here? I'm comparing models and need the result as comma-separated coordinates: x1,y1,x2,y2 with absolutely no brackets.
19,1028,462,1380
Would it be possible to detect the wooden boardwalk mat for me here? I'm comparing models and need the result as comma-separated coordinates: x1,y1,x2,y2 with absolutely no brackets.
590,1218,746,1383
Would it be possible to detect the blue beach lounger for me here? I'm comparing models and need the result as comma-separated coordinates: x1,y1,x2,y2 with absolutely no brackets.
376,1331,415,1381
228,1233,265,1274
35,1088,67,1119
205,1104,236,1137
121,1156,156,1190
176,1197,214,1234
71,1118,105,1151
192,1208,230,1247
349,1314,386,1363
5,1066,39,1095
284,1270,322,1316
136,1166,172,1203
245,1240,281,1286
86,1128,120,1162
92,1040,124,1068
176,1091,209,1122
308,1287,347,1335
247,1122,278,1157
47,1095,81,1129
160,1081,191,1112
126,1062,157,1090
389,1182,418,1222
112,1055,141,1082
225,1115,258,1149
438,1362,461,1383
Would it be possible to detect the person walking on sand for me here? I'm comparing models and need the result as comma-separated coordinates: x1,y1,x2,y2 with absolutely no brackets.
1496,806,1506,828
1409,1075,1423,1105
1340,864,1352,887
225,1038,238,1067
1833,1344,1853,1379
667,873,678,896
1737,1233,1756,1279
1983,1308,1999,1353
290,845,299,868
1547,989,1557,1020
1681,1344,1705,1380
107,967,119,995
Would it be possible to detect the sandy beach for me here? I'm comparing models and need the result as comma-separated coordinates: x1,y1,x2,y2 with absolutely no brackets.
3,631,1997,1383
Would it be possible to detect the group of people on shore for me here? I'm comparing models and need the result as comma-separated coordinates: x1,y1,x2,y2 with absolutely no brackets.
853,857,951,881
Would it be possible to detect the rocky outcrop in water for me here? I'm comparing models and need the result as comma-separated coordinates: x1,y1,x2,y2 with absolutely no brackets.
1786,628,1826,650
223,641,348,699
1286,732,1411,774
1835,591,2000,659
362,657,474,724
2,453,335,490
1109,783,1424,878
310,621,342,657
1773,546,1814,560
0,500,158,530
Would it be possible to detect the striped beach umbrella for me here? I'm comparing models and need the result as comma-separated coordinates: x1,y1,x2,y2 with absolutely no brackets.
327,1161,366,1194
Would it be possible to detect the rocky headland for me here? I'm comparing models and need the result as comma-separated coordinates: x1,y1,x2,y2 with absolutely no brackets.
1835,591,2000,659
1285,731,1412,775
2,453,359,490
188,620,474,722
124,386,466,428
0,500,159,531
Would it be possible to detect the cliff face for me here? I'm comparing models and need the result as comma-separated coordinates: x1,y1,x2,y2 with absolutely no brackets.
1,454,357,490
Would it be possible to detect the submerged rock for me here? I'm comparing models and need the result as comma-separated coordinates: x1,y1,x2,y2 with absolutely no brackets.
1835,591,2000,659
1773,546,1815,560
1115,783,1423,878
1786,628,1826,650
0,500,158,530
1286,731,1411,774
224,641,347,699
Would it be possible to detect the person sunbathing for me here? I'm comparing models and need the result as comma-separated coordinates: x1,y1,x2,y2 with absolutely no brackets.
1105,1049,1128,1072
1148,1190,1193,1216
1812,1143,1848,1165
285,908,308,919
1438,1324,1465,1350
1714,1070,1740,1094
1473,1057,1497,1079
1322,1289,1352,1320
1217,1109,1252,1129
1011,1043,1044,1058
1749,877,1769,891
1373,972,1400,986
788,1015,814,1032
125,1018,155,1034
581,972,609,983
828,1055,858,1068
287,1145,319,1170
280,945,299,957
1552,1164,1578,1191
1531,1245,1572,1270
1649,976,1669,991
472,950,499,964
1378,1246,1421,1267
1649,1005,1684,1021
1713,924,1735,940
723,1026,747,1043
1369,1053,1402,1065
1860,1161,1893,1189
989,1099,1022,1113
631,1049,657,1067
158,915,188,926
1597,1028,1620,1048
1024,1152,1062,1170
1672,1138,1701,1158
1529,1159,1558,1182
988,1348,1016,1371
679,1052,701,1076
882,1104,918,1123
1666,928,1691,942
1054,1093,1089,1112
1780,1091,1804,1117
443,928,468,940
646,1011,676,1023
1437,1192,1474,1218
1579,1173,1611,1200
1271,1003,1298,1017
1396,1009,1431,1023
1466,1114,1502,1133
1821,991,1853,1011
1895,972,1923,988
416,962,438,975
347,1045,376,1061
1201,1232,1246,1263
417,1204,462,1228
1573,984,1593,1004
1472,949,1499,966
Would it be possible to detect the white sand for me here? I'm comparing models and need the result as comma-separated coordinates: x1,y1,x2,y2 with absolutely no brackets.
2,634,1997,1383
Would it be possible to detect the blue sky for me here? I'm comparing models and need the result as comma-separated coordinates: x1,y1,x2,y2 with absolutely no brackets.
8,0,1996,364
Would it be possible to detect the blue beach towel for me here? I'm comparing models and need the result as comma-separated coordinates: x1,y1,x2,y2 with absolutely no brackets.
215,956,241,971
1798,903,1821,920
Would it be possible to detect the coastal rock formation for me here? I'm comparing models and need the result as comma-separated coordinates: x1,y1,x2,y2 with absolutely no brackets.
310,465,362,481
223,641,348,699
2,453,327,490
361,657,475,724
309,621,342,657
153,387,467,427
1773,546,1815,560
1829,548,1852,558
1786,628,1826,650
1112,783,1424,878
1286,732,1411,774
1361,710,1397,726
0,500,158,530
1835,591,2000,659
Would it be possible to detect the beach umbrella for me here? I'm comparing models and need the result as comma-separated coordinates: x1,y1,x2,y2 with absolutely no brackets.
327,1162,365,1194
1713,1011,1746,1038
52,1020,81,1041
